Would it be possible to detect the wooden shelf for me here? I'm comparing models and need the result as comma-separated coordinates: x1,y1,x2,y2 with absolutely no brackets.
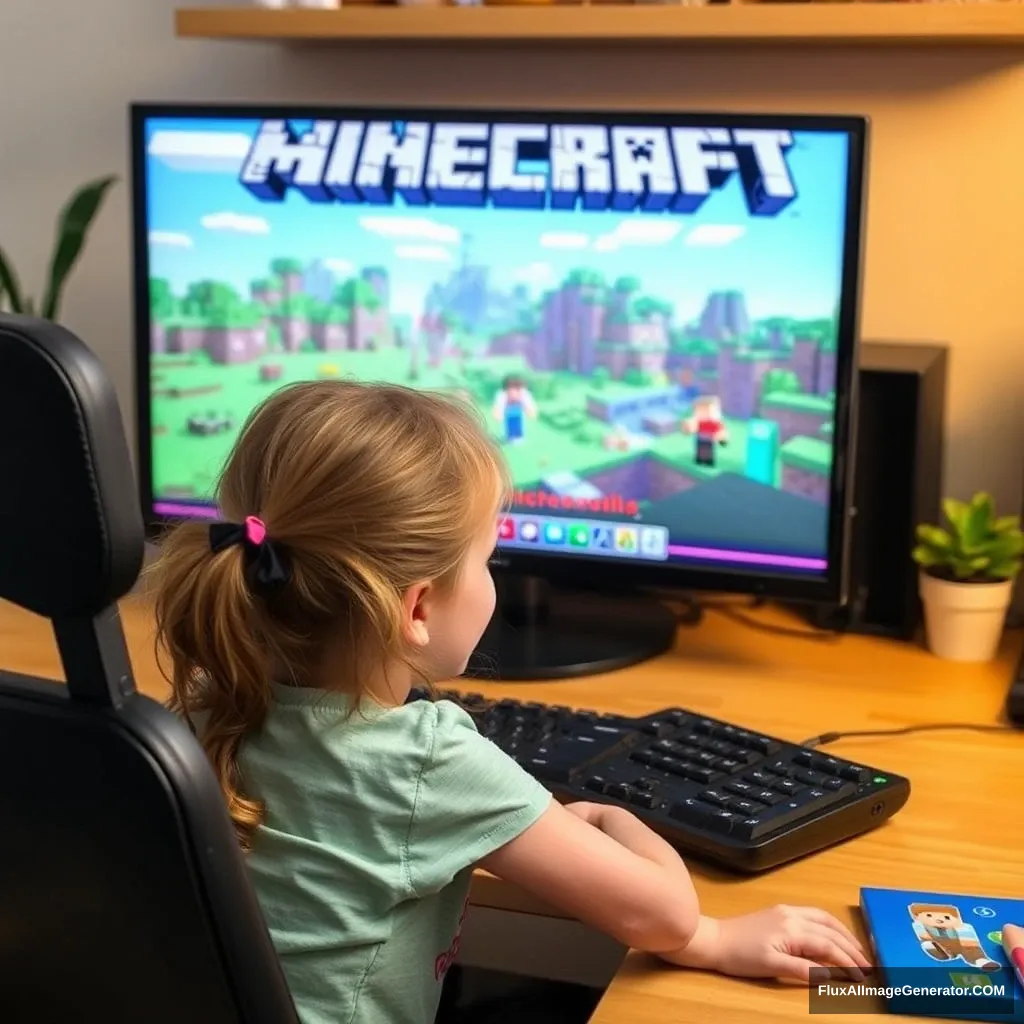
174,4,1024,46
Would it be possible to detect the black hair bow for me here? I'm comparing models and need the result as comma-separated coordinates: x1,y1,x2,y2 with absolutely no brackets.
209,515,291,591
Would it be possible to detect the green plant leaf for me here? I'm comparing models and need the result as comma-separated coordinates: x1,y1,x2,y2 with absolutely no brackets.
916,524,953,550
40,175,118,321
0,245,26,313
912,545,943,567
961,493,994,551
994,515,1022,534
987,560,1020,580
942,497,969,533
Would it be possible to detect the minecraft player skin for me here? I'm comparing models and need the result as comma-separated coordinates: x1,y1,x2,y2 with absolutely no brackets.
492,375,537,444
683,395,728,467
908,903,1002,972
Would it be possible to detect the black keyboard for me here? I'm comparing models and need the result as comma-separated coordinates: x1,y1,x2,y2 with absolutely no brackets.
415,688,910,873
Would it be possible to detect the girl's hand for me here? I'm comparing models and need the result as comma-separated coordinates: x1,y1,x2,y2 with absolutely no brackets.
659,905,872,983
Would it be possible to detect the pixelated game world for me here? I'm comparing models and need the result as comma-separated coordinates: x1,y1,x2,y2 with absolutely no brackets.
141,111,853,575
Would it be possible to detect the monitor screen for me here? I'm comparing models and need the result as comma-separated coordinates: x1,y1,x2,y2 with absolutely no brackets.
132,104,865,599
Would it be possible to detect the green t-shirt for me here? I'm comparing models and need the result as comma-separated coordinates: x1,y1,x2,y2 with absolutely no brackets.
234,686,553,1024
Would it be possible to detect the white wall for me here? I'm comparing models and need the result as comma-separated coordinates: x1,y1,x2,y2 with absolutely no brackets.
1,1,1021,541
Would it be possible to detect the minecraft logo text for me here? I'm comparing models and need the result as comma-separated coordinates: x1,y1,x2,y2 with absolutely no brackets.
239,118,797,217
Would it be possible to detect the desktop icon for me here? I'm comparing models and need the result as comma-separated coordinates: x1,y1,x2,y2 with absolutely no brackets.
591,525,613,550
497,516,515,541
614,527,638,554
640,527,667,558
568,524,589,547
543,522,566,544
518,520,539,542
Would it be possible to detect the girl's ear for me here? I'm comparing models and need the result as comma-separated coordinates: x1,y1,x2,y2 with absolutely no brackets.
400,581,432,648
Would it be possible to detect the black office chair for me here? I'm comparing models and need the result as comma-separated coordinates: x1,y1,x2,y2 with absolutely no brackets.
0,315,299,1024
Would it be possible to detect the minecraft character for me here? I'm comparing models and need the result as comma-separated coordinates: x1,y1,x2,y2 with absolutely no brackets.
908,904,1002,972
492,374,536,444
678,368,701,402
683,396,728,467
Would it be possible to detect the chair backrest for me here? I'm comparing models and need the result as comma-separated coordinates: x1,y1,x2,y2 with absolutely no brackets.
0,315,298,1024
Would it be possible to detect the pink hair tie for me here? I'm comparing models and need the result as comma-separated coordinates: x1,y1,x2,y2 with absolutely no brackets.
208,515,291,590
244,515,267,546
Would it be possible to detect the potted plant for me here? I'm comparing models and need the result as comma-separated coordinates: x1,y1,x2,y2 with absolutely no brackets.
0,175,117,320
912,492,1023,662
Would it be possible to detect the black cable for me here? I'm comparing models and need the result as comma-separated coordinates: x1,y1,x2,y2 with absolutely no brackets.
802,722,1018,748
652,590,840,641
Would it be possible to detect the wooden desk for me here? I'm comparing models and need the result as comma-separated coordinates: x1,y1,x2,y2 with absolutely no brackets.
3,596,1022,1023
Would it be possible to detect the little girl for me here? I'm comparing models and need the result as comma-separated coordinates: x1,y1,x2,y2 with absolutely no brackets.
149,380,869,1024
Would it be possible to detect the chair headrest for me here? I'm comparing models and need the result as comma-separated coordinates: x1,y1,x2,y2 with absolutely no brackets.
0,315,144,619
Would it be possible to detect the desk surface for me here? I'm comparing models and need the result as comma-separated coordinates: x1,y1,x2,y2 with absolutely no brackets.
2,595,1022,1023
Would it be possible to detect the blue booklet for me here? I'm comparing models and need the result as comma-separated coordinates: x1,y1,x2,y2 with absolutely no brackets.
858,887,1024,1020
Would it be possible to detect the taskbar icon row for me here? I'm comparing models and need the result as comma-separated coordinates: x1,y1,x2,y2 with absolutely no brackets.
497,513,669,560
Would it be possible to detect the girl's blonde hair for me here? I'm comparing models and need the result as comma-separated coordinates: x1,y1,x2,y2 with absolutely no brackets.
148,379,508,851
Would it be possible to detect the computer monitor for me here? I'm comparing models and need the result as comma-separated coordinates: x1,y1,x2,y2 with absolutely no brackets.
130,103,867,680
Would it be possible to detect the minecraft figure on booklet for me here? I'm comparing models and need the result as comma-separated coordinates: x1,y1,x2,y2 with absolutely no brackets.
683,395,728,467
492,375,537,444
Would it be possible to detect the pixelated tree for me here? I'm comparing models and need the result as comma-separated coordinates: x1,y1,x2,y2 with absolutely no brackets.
270,257,304,277
334,277,382,312
760,368,801,402
150,278,176,322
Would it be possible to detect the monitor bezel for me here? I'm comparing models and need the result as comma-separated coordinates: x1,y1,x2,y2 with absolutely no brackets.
129,101,868,605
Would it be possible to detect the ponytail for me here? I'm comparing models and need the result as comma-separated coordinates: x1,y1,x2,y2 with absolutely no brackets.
150,521,272,852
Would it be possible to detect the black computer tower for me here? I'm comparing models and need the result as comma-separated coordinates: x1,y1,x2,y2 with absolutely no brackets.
810,340,948,640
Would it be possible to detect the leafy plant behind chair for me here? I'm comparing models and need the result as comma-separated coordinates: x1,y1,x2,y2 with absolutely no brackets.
912,491,1023,582
0,175,117,320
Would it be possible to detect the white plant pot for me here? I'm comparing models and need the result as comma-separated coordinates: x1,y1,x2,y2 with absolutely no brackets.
918,570,1013,663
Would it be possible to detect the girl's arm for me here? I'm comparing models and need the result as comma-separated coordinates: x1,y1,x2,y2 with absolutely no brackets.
478,798,701,953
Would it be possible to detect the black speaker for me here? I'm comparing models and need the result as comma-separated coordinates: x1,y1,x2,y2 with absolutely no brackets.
809,340,948,639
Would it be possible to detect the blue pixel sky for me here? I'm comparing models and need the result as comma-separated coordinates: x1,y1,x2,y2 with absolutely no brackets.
142,115,850,324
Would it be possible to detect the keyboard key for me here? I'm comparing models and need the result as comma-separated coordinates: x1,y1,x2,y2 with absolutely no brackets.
629,790,658,809
524,757,574,783
752,788,783,806
682,765,716,784
669,797,714,826
812,755,846,776
726,797,760,816
733,751,762,767
793,750,814,767
708,739,737,756
606,783,631,801
773,778,803,796
724,780,757,797
630,750,654,765
732,787,845,840
692,750,717,766
746,735,780,756
693,719,715,735
840,764,872,783
701,788,731,806
714,757,744,773
668,799,742,835
796,769,828,787
745,768,775,786
823,777,848,792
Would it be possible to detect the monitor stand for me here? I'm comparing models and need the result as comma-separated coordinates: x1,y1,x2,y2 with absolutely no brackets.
464,574,678,682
